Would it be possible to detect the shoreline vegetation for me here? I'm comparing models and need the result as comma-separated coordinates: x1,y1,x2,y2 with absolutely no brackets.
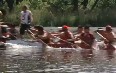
0,0,116,27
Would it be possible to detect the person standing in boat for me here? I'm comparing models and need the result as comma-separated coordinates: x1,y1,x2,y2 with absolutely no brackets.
20,5,33,38
78,25,95,49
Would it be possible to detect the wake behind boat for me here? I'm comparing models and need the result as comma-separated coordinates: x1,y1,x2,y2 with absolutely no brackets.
6,39,43,48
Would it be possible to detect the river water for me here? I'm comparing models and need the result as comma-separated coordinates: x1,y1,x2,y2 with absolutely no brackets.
0,27,116,73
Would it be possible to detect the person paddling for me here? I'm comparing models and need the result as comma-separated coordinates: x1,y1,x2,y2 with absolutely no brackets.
104,25,116,43
75,25,84,34
98,25,115,50
32,25,51,44
75,25,84,39
77,25,95,49
59,25,74,43
95,25,116,50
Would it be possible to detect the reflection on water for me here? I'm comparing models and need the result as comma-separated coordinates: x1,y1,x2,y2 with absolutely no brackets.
0,44,116,73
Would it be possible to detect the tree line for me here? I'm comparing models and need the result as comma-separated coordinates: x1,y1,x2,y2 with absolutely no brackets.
0,0,116,26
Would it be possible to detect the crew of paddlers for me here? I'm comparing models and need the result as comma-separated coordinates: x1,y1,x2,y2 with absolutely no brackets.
0,5,115,50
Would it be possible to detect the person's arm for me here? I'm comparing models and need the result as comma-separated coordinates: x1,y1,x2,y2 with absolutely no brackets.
29,11,33,23
70,33,74,39
20,11,23,26
37,32,48,39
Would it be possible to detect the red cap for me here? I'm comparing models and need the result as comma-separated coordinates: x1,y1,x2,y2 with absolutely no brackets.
62,25,70,29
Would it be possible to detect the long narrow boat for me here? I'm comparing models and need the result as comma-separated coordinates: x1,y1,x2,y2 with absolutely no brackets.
4,27,114,51
5,39,100,54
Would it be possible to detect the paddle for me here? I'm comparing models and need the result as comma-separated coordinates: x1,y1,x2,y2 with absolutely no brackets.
54,36,75,48
27,30,51,48
75,38,96,49
50,33,83,48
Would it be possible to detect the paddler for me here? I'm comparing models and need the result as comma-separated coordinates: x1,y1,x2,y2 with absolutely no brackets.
47,25,75,48
94,25,116,50
103,25,115,50
104,25,116,43
32,25,51,44
96,25,115,43
77,25,95,49
75,25,84,39
59,25,74,43
75,25,84,34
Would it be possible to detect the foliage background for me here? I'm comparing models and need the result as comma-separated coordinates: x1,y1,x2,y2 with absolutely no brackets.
0,0,116,27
